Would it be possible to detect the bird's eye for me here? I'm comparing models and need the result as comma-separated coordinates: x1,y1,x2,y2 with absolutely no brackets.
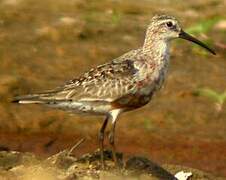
166,21,173,28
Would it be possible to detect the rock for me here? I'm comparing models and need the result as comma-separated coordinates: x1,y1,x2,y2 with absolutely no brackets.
175,171,192,180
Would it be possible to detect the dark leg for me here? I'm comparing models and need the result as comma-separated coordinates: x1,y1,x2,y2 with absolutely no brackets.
108,120,118,166
98,116,109,168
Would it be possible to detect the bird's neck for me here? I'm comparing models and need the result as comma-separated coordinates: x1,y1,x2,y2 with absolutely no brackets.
142,34,170,66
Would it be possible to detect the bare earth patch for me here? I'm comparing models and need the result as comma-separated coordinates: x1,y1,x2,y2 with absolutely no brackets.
0,140,224,180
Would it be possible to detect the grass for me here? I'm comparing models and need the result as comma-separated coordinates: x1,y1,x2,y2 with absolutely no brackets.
186,17,222,35
193,88,226,112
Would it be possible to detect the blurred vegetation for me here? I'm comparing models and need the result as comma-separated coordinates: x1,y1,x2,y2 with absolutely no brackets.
186,17,222,35
193,88,226,112
185,17,226,55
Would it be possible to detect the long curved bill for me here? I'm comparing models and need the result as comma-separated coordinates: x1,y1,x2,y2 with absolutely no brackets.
179,30,216,55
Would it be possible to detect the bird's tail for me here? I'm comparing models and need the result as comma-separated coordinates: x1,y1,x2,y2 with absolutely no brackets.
12,94,47,104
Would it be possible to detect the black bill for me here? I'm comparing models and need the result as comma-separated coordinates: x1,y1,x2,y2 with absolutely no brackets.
179,30,216,55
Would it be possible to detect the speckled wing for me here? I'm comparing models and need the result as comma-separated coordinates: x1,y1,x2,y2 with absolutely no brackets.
38,59,139,103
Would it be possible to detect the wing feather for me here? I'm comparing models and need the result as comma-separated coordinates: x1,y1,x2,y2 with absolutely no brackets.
53,59,139,102
13,49,143,104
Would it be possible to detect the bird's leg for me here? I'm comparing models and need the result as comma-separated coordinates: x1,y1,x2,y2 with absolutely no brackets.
98,116,109,169
108,120,118,166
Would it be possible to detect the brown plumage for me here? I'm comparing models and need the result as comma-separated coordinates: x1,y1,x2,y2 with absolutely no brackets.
13,14,215,168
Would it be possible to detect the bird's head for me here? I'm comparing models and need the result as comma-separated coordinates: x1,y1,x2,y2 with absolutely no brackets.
145,14,216,55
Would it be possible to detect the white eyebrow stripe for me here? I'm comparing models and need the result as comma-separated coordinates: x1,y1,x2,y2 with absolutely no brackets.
157,19,175,25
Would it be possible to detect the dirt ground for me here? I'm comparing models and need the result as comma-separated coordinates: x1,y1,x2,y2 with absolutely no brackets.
0,0,226,178
0,145,224,179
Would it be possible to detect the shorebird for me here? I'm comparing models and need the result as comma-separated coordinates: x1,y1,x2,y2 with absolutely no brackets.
13,14,215,167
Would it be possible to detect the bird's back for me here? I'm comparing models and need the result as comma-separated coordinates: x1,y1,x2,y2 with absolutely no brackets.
13,49,150,114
